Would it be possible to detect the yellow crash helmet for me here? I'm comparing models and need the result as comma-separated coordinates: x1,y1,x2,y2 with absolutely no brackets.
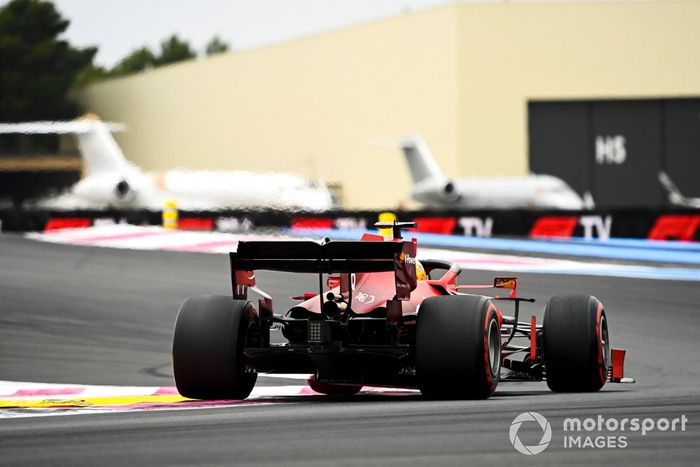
416,260,427,281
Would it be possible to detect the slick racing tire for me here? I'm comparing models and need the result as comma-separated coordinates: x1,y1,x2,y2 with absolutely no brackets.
543,295,610,392
416,295,501,399
172,295,257,400
307,378,363,396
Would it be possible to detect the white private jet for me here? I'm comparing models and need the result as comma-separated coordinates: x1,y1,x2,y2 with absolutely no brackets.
0,116,334,211
658,171,700,209
399,135,590,210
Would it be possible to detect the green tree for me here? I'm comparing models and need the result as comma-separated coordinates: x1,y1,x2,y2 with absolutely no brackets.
205,35,229,56
0,0,96,153
110,46,156,76
76,63,108,84
0,0,96,121
155,34,195,66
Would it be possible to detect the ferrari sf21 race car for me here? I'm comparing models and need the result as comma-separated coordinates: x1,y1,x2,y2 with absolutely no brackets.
172,222,630,400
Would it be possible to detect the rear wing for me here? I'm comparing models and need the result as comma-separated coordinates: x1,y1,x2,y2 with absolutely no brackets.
229,240,417,300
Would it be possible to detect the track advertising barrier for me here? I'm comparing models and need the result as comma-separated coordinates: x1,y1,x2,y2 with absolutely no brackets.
1,207,699,242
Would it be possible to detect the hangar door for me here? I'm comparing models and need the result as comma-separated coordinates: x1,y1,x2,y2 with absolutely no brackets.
528,98,700,208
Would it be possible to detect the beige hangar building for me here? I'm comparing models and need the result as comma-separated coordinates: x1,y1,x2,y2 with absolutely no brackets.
77,0,700,209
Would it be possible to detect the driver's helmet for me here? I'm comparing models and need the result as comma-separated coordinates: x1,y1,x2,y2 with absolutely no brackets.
415,260,427,281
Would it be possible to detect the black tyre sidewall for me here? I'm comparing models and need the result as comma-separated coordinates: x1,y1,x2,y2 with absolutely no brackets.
416,294,500,399
543,294,607,392
172,295,257,399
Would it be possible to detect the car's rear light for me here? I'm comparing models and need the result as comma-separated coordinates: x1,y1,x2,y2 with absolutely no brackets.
308,320,328,343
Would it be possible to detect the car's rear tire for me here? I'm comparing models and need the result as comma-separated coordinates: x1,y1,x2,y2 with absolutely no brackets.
172,295,257,399
307,378,362,396
416,295,501,399
543,295,609,392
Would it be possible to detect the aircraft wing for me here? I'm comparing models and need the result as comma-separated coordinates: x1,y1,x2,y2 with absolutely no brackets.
0,121,125,134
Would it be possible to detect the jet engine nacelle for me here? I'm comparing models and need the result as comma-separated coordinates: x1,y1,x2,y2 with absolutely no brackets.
441,180,460,202
72,173,141,206
411,178,461,205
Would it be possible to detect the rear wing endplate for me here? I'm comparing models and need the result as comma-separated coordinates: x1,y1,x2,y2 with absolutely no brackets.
229,240,417,301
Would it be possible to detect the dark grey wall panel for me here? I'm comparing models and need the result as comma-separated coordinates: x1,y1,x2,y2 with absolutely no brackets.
527,98,700,208
528,102,590,196
591,100,663,207
664,99,700,198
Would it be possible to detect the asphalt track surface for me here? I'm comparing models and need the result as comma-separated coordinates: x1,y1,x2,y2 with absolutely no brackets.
1,234,699,466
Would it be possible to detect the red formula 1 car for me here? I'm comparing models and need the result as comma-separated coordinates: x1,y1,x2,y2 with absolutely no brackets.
172,222,629,400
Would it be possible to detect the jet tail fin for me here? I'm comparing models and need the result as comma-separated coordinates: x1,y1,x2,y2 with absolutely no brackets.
0,116,130,176
582,191,596,210
658,171,687,206
400,135,445,184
